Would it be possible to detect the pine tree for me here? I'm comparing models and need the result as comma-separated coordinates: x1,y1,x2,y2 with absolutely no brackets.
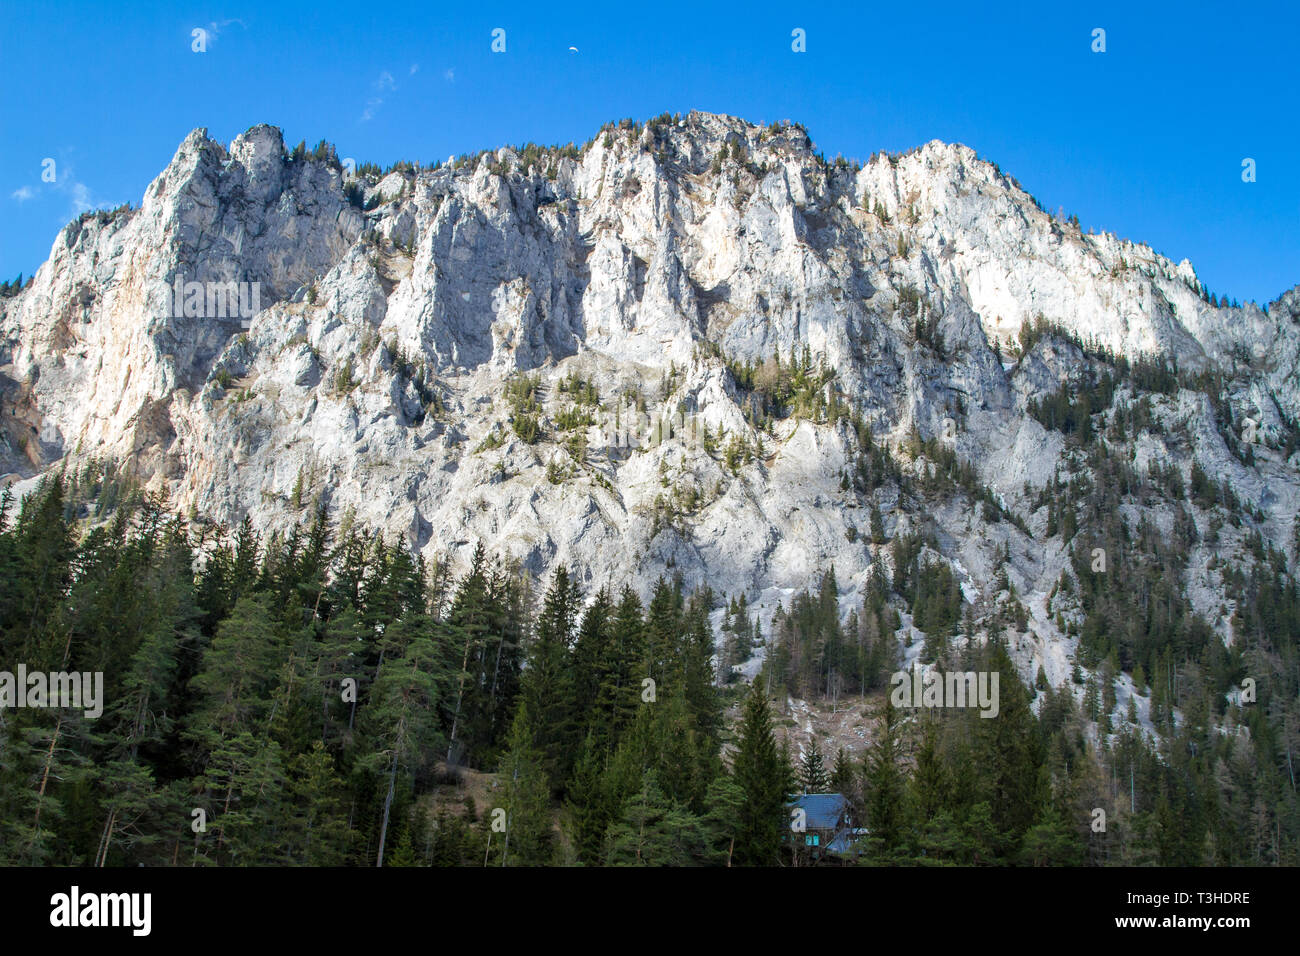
910,718,948,822
592,586,645,752
863,696,908,860
565,731,613,863
681,592,723,748
441,544,495,766
604,770,713,866
285,742,352,865
800,739,830,793
571,588,615,728
519,567,580,791
869,501,887,545
974,638,1047,858
732,686,790,866
186,595,286,746
492,705,555,866
644,577,682,685
360,613,443,866
830,746,856,795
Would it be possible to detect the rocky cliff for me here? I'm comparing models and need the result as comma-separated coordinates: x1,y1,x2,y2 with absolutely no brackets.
3,110,1298,702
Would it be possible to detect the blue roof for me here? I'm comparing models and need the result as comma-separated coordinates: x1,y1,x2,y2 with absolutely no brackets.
826,830,858,855
787,793,848,830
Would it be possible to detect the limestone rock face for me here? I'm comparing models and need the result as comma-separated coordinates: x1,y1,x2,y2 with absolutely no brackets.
2,111,1296,696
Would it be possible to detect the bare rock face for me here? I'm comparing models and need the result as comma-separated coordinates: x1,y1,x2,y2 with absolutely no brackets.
0,124,362,480
2,111,1297,697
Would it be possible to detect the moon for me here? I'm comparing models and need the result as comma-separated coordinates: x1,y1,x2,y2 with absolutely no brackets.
568,46,578,52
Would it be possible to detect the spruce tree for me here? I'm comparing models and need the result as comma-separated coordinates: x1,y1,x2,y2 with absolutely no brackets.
732,685,789,866
800,739,830,793
830,746,855,795
974,638,1047,858
519,567,580,791
863,696,908,860
492,705,555,866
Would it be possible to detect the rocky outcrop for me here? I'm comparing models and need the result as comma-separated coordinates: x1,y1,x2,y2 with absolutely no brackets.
2,111,1296,700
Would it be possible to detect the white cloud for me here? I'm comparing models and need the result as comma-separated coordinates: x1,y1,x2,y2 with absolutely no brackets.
444,68,455,82
49,163,109,219
361,70,399,121
11,186,33,202
69,182,93,215
204,18,247,45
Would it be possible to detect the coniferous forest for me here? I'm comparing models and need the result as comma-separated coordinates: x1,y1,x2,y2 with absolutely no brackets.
0,468,737,866
1,455,1296,867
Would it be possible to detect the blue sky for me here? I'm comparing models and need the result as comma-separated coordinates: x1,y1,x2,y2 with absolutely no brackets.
1,0,1296,304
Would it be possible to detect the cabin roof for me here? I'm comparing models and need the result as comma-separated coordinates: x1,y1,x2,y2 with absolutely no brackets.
787,792,848,830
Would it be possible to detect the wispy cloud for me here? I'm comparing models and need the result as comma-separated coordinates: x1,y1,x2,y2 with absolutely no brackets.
361,70,398,122
68,181,94,215
9,172,111,220
409,63,419,76
203,18,247,45
444,68,455,82
36,160,112,220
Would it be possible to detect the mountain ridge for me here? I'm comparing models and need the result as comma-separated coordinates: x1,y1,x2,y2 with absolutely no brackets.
3,111,1299,707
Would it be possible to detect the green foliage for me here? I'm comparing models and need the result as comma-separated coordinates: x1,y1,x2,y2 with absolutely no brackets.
554,406,595,432
1026,371,1118,446
723,344,836,423
2,420,1297,867
557,373,599,406
732,686,792,866
505,374,543,444
332,358,358,394
768,566,897,698
0,273,31,297
475,430,504,453
513,414,541,444
799,739,830,793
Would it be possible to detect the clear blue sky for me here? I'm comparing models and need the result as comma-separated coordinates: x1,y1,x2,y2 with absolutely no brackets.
1,0,1296,304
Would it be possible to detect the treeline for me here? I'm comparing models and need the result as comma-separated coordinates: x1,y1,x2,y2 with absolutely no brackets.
767,567,897,702
765,538,964,703
805,639,1079,865
0,472,518,865
763,432,1299,864
760,427,1300,865
770,607,1299,865
1017,316,1300,467
0,273,33,297
4,447,1296,865
0,469,799,866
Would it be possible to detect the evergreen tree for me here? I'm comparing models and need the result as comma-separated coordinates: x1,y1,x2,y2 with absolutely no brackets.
830,746,856,795
491,705,555,866
732,686,790,866
863,697,908,861
519,567,580,791
800,739,830,793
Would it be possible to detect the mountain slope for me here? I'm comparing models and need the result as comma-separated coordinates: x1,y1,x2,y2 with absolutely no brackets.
3,110,1299,703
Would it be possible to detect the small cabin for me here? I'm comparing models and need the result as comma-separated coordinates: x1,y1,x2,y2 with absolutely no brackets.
785,793,859,861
